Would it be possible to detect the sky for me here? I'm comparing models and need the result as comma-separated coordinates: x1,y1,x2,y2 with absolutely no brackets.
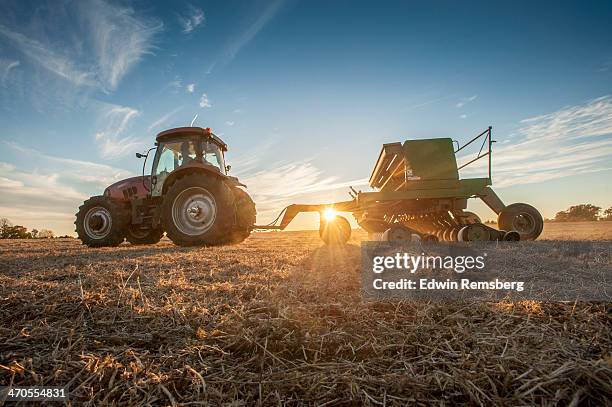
0,0,611,236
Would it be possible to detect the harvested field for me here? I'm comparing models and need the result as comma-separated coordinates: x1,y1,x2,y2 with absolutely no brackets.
1,228,611,405
540,221,612,241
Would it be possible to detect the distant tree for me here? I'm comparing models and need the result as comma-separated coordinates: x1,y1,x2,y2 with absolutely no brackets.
38,229,55,239
4,225,29,239
602,206,612,221
30,228,39,238
554,204,601,222
0,217,12,238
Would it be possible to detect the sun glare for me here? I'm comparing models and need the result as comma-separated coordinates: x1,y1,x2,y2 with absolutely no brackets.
323,208,337,221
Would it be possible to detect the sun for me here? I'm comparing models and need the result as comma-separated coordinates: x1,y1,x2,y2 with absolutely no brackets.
323,208,337,221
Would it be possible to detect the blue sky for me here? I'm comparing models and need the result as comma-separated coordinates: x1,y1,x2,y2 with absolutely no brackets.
1,0,611,235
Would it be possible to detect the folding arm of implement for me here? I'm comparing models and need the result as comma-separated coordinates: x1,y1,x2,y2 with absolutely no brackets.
255,126,544,244
254,200,357,230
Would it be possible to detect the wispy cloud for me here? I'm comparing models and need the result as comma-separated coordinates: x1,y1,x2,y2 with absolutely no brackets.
459,95,612,187
0,0,161,92
81,0,162,91
168,77,182,92
240,160,368,220
229,139,367,222
199,93,211,108
225,121,235,126
0,24,97,87
0,58,20,84
147,106,183,132
404,94,455,110
0,142,134,234
179,6,205,33
94,103,143,158
456,94,477,108
208,0,285,73
186,83,195,93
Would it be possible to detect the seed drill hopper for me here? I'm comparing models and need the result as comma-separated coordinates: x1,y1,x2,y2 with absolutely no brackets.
257,127,543,244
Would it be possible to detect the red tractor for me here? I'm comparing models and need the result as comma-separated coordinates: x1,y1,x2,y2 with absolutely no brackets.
75,127,256,247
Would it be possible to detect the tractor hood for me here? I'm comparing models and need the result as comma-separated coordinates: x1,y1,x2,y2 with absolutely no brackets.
104,176,151,201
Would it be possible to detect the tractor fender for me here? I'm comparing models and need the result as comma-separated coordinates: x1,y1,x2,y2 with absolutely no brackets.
160,165,244,195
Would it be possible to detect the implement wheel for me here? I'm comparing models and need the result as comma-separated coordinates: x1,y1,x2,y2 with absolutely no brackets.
320,215,351,245
458,223,491,242
498,203,543,241
383,224,415,242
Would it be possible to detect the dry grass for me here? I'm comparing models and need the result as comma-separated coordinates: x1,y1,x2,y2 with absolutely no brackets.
0,228,610,406
540,221,612,241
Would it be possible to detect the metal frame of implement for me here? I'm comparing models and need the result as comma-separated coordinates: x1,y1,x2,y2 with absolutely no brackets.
255,127,543,243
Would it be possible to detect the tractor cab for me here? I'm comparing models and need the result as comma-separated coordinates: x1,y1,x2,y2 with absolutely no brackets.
150,127,228,196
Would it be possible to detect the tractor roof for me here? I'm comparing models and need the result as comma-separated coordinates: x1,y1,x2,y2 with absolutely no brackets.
155,127,228,151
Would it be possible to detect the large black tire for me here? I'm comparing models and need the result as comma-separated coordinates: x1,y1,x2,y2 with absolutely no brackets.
223,188,257,244
126,226,164,245
498,203,543,241
75,196,129,247
162,174,234,246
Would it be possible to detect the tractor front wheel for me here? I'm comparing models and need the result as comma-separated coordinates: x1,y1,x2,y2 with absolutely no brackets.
75,196,128,247
498,203,543,241
162,174,234,246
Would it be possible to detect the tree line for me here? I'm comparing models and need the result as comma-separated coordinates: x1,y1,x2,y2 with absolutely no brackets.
553,204,612,222
0,218,58,239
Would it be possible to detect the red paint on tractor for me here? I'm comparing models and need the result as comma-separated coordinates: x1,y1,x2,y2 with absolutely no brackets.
104,176,151,201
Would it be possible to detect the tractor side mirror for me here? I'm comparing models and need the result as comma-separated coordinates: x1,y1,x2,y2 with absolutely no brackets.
225,164,231,173
136,152,145,158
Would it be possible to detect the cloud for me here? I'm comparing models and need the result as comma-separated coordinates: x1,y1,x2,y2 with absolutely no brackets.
0,58,20,84
0,142,134,234
240,160,368,220
3,141,133,188
208,0,285,73
0,0,161,92
225,121,235,126
229,139,368,223
168,77,182,92
147,106,183,132
460,114,467,119
456,95,477,108
179,6,205,33
93,103,144,158
82,0,162,91
199,93,211,108
0,24,97,87
405,94,455,110
458,95,612,187
186,83,195,93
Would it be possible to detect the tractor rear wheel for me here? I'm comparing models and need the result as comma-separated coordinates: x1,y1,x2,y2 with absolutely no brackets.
162,174,234,246
223,187,256,244
75,196,128,247
126,226,164,245
498,203,543,241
